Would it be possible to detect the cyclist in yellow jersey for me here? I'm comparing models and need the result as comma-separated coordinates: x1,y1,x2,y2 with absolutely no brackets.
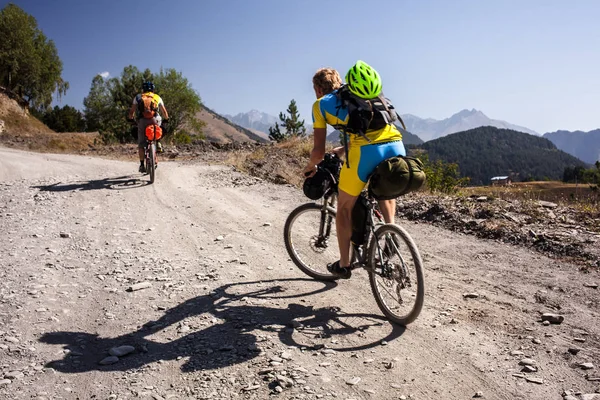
127,81,169,173
303,61,405,279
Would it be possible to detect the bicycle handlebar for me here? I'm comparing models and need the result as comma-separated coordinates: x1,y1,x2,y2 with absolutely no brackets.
305,153,342,177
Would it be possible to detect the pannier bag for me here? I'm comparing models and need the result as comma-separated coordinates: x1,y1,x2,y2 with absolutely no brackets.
145,124,162,141
369,156,426,200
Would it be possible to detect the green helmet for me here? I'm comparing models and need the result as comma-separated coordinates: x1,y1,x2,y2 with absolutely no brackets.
345,60,382,99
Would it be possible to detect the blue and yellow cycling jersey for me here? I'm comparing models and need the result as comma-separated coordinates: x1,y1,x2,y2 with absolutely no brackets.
312,90,406,196
311,90,403,147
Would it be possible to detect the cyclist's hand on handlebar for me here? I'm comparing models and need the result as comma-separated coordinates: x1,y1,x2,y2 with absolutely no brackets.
303,163,317,178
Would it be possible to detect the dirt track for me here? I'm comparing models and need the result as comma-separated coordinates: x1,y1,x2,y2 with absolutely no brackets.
0,147,598,400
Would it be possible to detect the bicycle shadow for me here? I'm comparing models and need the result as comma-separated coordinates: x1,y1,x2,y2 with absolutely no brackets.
32,175,150,192
39,278,405,374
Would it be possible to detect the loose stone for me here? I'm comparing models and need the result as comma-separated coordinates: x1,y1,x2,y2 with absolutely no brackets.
99,356,119,365
109,345,135,357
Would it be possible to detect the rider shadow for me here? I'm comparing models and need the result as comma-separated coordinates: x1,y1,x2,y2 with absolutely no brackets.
32,175,149,192
39,278,405,374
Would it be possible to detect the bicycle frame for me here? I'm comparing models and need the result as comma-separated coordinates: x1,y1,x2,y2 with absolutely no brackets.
314,191,388,272
145,139,156,163
144,123,160,183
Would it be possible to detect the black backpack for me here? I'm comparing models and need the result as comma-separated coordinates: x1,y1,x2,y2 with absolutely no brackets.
333,85,407,167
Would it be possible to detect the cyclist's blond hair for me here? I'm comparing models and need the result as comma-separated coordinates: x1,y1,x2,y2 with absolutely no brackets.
312,68,343,95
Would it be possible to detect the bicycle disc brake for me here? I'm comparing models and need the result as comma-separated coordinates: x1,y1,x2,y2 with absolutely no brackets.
310,235,329,253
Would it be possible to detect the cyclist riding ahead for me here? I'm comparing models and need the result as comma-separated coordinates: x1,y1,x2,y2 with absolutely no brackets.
303,61,406,279
127,81,169,173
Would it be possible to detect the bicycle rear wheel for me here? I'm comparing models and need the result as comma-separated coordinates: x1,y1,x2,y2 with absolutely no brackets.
284,203,339,281
148,143,155,184
367,224,424,325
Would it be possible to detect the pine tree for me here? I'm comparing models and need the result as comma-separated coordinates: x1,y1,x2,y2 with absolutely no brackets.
268,122,285,142
268,99,306,142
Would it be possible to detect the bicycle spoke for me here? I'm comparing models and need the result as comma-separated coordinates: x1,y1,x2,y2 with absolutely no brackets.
284,203,339,281
368,224,424,326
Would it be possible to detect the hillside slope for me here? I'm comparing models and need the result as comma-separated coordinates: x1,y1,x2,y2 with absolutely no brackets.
0,90,53,135
0,90,97,152
420,126,587,185
197,106,268,144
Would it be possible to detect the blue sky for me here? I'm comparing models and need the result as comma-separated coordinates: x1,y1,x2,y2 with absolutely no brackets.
3,0,599,133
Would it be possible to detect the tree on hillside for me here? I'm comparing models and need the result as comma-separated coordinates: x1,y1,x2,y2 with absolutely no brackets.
0,4,68,109
40,105,85,132
154,68,204,137
268,122,284,142
269,99,306,142
83,65,204,143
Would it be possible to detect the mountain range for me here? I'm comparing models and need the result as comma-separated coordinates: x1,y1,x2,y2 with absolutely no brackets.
542,129,600,164
222,108,599,164
401,109,539,142
224,110,277,135
226,108,539,141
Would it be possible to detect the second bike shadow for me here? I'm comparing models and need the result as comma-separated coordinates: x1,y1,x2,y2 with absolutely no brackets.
33,174,150,192
39,278,405,374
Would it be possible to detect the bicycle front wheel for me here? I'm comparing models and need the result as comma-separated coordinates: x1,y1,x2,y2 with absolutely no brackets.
284,203,339,281
367,224,424,326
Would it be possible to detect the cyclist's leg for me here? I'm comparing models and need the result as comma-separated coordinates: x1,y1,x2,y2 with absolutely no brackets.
154,116,163,154
337,144,367,269
378,200,394,224
137,119,149,170
336,190,358,268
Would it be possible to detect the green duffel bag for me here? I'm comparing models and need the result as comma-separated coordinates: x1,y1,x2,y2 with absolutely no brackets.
369,156,426,200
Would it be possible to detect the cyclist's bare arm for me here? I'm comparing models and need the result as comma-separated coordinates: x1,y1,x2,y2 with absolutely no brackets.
127,103,137,120
303,127,327,177
159,104,169,120
310,127,326,163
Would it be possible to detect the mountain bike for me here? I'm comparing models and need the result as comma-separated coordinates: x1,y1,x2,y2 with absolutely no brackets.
128,119,161,184
144,124,160,184
283,157,425,326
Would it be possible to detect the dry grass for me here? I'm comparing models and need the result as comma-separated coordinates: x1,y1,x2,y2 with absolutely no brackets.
0,98,98,154
3,109,53,134
275,136,315,158
1,128,98,154
461,181,600,212
225,136,334,187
